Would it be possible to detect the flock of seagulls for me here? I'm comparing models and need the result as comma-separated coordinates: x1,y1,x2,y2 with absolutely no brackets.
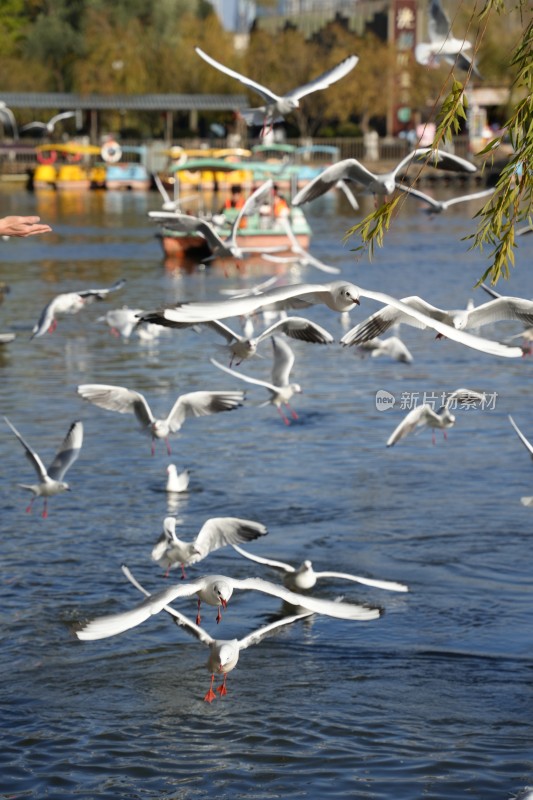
4,17,529,708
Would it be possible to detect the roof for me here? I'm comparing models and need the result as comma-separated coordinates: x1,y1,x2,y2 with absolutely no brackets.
0,92,249,112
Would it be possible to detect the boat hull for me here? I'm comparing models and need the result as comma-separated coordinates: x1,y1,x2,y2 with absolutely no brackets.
158,209,311,261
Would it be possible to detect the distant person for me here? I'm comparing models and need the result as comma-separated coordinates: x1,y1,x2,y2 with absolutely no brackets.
0,215,52,238
223,184,245,210
222,184,247,228
272,184,289,218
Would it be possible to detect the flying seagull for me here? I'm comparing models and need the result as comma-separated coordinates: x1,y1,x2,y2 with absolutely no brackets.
405,186,495,214
415,0,482,78
138,281,524,359
211,335,303,425
232,545,409,593
292,149,477,205
386,388,486,446
114,565,317,703
151,515,268,580
149,180,283,261
5,416,83,517
195,47,358,133
21,111,78,135
32,279,126,338
76,384,245,455
74,571,381,640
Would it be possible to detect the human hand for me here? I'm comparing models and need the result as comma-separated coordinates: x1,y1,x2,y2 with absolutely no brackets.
0,215,52,238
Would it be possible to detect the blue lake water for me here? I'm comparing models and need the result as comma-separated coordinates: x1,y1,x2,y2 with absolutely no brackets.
1,185,532,799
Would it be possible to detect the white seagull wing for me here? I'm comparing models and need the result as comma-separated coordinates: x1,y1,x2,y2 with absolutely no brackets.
465,297,533,329
140,283,334,324
271,335,295,387
77,384,155,428
312,570,409,592
284,55,358,101
386,405,436,447
231,543,295,575
238,610,315,650
153,172,173,206
195,46,279,103
292,159,377,205
4,416,48,481
194,517,268,558
75,576,210,640
356,288,524,358
47,420,83,480
210,357,277,393
78,278,126,300
165,390,245,432
340,295,443,343
202,319,241,344
121,565,214,645
256,316,334,345
429,0,452,40
231,180,274,248
509,415,533,458
229,576,381,620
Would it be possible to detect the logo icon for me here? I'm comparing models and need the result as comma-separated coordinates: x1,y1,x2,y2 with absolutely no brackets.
375,389,395,411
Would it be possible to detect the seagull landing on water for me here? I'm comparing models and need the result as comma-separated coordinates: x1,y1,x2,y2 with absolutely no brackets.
76,383,245,455
4,417,83,518
386,388,486,447
195,47,358,136
31,279,126,338
74,568,381,642
232,545,409,593
113,565,317,702
151,515,268,582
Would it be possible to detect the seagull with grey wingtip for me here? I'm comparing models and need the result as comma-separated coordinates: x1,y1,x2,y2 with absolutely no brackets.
195,47,358,135
415,0,482,78
76,383,246,455
211,335,302,425
138,280,525,360
112,565,317,703
32,278,126,338
386,388,486,447
231,544,409,593
151,515,268,580
292,148,477,205
74,567,381,642
4,416,83,517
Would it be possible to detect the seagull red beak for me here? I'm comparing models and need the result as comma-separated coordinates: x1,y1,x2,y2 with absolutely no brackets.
221,598,228,609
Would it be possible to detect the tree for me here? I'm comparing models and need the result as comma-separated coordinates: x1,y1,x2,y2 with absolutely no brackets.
345,1,532,286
